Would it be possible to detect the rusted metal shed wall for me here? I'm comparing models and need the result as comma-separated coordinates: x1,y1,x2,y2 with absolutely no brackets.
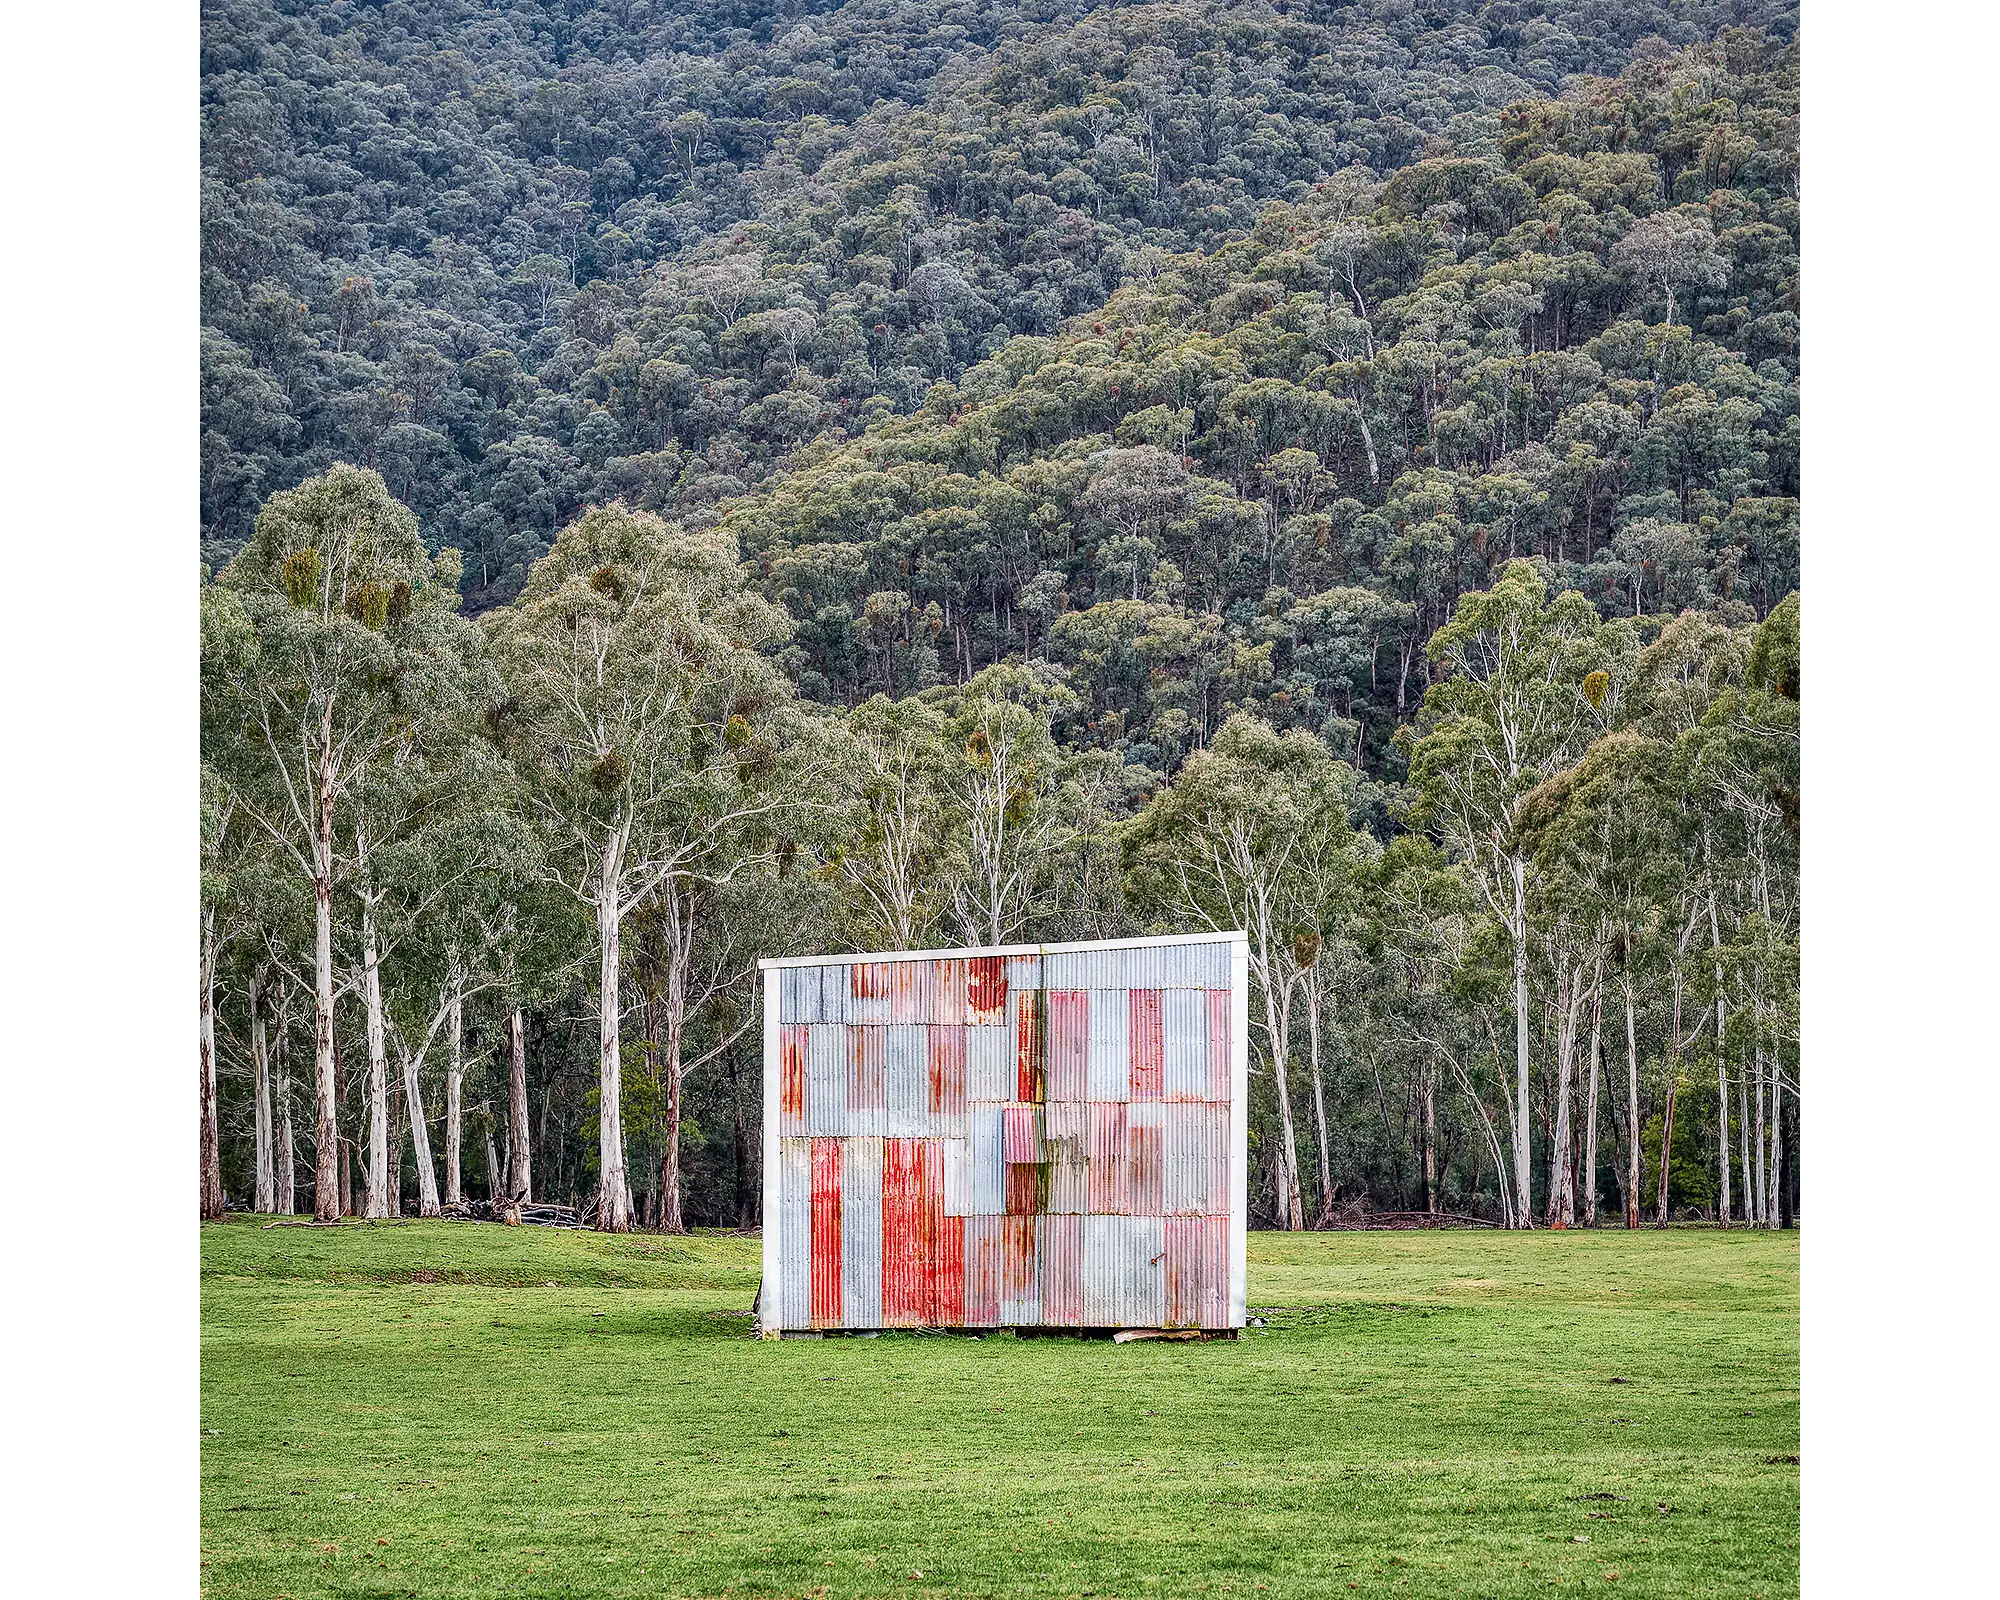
762,933,1246,1332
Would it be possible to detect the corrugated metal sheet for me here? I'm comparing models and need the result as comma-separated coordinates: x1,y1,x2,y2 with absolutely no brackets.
779,1026,808,1136
968,1104,1005,1214
764,935,1243,1331
1087,1101,1128,1214
1162,988,1207,1100
928,1024,967,1119
967,1024,1012,1103
1002,1215,1040,1325
967,956,1009,1024
1162,1103,1210,1216
885,1024,930,1138
841,1136,883,1330
1013,988,1046,1104
942,1136,972,1217
846,1025,886,1135
931,959,968,1026
879,1137,927,1328
807,1025,846,1136
810,1136,843,1328
820,962,847,1023
1044,1100,1089,1215
963,1213,1005,1326
1087,988,1130,1100
1046,989,1088,1102
1206,988,1232,1102
1127,1102,1165,1217
1128,989,1164,1102
1039,1214,1083,1325
779,1137,811,1326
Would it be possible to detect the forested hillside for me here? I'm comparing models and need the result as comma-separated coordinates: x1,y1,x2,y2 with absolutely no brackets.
202,0,1794,603
201,2,1799,1237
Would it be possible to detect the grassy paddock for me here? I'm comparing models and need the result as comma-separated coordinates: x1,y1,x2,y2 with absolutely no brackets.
201,1220,1798,1599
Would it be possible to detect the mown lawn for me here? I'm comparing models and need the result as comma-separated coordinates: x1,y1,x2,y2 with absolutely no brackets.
200,1220,1798,1599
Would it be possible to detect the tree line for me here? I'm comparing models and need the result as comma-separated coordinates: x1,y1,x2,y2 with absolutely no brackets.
202,0,1796,607
200,464,1796,1231
199,9,1799,1231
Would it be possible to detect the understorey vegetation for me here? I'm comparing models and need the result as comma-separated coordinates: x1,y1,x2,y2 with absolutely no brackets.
201,4,1799,1233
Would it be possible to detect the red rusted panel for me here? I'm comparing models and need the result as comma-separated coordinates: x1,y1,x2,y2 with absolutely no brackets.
1046,990,1089,1101
967,955,1009,1024
1203,1213,1229,1327
880,1136,924,1328
1128,989,1164,1102
927,1024,967,1119
934,1212,966,1325
1002,1214,1040,1324
810,1136,843,1328
1005,1161,1044,1216
780,1025,808,1134
1039,1214,1084,1325
1163,1214,1204,1328
1014,988,1046,1103
1127,1104,1164,1217
1002,1103,1042,1165
847,1024,887,1113
932,959,968,1026
1087,1102,1128,1214
1206,987,1232,1101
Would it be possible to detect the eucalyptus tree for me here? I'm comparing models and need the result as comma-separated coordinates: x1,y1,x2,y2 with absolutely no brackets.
1523,729,1674,1228
212,465,465,1222
1624,610,1748,1222
487,504,805,1232
1683,595,1799,1227
1400,560,1607,1226
341,593,492,1217
1125,713,1360,1230
1358,836,1511,1222
935,666,1082,950
831,694,953,950
374,777,538,1216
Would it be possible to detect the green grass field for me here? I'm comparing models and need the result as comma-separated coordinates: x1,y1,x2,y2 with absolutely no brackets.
200,1220,1798,1599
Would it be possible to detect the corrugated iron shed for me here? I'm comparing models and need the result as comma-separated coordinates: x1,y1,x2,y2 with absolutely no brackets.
760,932,1247,1333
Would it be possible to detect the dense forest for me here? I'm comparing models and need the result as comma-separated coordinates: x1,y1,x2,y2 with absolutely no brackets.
201,1,1799,1232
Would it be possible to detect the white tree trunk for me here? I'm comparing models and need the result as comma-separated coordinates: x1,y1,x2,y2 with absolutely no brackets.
1510,855,1533,1228
251,965,275,1213
1546,959,1581,1228
400,1038,442,1217
1738,1063,1755,1228
200,906,225,1220
1305,987,1335,1226
1623,973,1641,1230
1707,876,1732,1225
1255,966,1305,1230
312,862,339,1222
595,843,633,1232
507,1007,532,1204
1583,960,1603,1226
443,971,464,1207
360,894,392,1218
276,1020,296,1215
312,704,341,1223
1752,1042,1768,1225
